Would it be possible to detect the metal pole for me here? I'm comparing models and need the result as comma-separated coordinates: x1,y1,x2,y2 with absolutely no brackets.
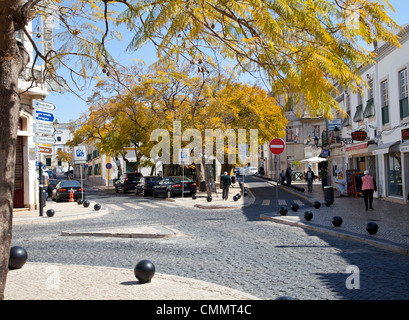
39,162,44,216
80,163,84,200
276,155,279,212
182,165,184,198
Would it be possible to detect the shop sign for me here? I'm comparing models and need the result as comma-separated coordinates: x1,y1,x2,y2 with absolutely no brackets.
351,130,367,141
401,128,409,142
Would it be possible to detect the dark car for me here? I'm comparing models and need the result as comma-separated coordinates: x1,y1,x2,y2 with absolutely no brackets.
47,171,57,179
135,176,162,196
47,179,60,197
153,176,197,198
52,180,85,202
114,172,143,194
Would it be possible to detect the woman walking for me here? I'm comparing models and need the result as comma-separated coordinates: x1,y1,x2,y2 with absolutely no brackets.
362,170,377,211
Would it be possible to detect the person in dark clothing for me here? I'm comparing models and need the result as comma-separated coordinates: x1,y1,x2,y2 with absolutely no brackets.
305,167,315,193
221,172,232,200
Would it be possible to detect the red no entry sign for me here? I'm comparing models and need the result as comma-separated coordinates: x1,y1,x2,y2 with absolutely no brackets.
269,138,286,155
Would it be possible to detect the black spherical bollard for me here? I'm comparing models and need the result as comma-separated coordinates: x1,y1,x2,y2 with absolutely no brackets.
233,195,238,201
134,260,155,284
83,200,90,208
291,203,299,212
94,203,101,211
301,188,305,192
236,193,241,199
243,189,248,197
77,198,83,205
332,216,343,227
206,196,212,202
46,209,55,217
366,222,379,235
304,211,313,221
279,206,288,216
325,201,331,207
8,246,28,270
313,201,321,209
192,194,197,200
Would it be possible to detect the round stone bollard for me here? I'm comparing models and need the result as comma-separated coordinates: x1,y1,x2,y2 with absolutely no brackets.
77,198,83,205
313,201,321,209
300,188,305,192
46,209,55,217
279,206,288,216
304,211,313,221
233,195,238,201
324,201,331,207
236,193,241,199
83,200,90,208
94,203,101,211
206,196,212,202
291,203,299,212
8,246,28,270
332,216,343,227
134,260,155,284
192,194,197,200
366,222,379,235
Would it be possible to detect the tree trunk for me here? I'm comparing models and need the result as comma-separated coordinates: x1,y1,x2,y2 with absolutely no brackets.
0,3,30,299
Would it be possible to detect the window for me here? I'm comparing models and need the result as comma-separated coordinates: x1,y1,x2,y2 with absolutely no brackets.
381,80,389,125
312,125,320,138
343,94,351,126
354,91,363,122
56,136,61,142
286,126,294,142
399,68,409,119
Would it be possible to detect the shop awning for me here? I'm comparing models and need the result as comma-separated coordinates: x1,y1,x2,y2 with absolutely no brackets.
400,140,409,153
372,141,401,155
300,156,327,163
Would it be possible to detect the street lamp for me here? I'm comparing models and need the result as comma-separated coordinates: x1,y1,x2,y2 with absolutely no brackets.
333,126,340,143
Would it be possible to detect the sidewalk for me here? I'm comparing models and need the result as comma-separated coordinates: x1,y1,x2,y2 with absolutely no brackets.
257,177,409,256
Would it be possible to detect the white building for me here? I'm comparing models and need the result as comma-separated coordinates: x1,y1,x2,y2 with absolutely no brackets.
15,24,49,210
331,23,409,203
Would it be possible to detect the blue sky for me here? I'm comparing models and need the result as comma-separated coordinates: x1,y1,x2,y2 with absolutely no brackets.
47,0,409,124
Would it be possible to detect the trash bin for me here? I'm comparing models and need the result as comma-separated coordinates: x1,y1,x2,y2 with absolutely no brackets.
231,175,236,184
324,186,334,204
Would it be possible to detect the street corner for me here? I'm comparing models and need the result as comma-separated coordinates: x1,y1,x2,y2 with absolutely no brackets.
13,200,112,225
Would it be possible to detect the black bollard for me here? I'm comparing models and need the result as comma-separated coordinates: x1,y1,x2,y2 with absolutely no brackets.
279,206,288,216
291,203,299,212
304,211,313,221
332,216,343,227
77,198,83,205
94,203,101,211
8,246,28,270
192,194,197,200
206,196,212,202
233,195,238,201
313,201,321,209
46,209,55,217
83,200,90,208
366,222,379,235
134,260,155,284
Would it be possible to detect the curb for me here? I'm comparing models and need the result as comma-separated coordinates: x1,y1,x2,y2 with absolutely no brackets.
260,214,409,256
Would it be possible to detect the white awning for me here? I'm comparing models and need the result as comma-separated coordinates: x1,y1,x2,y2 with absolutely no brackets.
400,140,409,153
300,156,327,163
372,141,400,155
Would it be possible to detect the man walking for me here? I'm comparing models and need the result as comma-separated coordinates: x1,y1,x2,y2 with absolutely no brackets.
221,172,232,200
305,167,315,193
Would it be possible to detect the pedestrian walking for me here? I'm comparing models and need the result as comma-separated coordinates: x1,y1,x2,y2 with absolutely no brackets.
221,172,232,200
305,167,315,193
285,167,292,186
362,170,377,211
280,170,286,185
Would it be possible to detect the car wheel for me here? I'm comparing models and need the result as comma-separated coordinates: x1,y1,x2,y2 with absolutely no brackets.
115,187,119,194
153,190,157,198
122,186,127,194
141,189,146,197
167,190,172,198
56,196,61,203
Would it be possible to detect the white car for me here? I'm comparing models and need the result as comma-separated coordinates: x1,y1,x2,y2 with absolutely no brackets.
236,167,259,176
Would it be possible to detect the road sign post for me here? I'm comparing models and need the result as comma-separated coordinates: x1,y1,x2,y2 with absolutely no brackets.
269,138,286,213
179,149,190,198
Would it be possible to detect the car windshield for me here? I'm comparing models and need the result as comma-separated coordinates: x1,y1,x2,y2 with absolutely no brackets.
170,176,193,183
128,174,141,179
59,180,81,188
147,177,161,182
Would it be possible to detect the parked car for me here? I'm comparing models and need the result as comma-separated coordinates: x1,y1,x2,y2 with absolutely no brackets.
115,172,143,194
47,179,60,197
236,166,258,176
135,176,162,196
153,176,197,198
47,171,57,179
52,180,85,202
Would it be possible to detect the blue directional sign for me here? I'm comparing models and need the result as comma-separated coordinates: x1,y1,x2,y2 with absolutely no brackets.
34,110,55,123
